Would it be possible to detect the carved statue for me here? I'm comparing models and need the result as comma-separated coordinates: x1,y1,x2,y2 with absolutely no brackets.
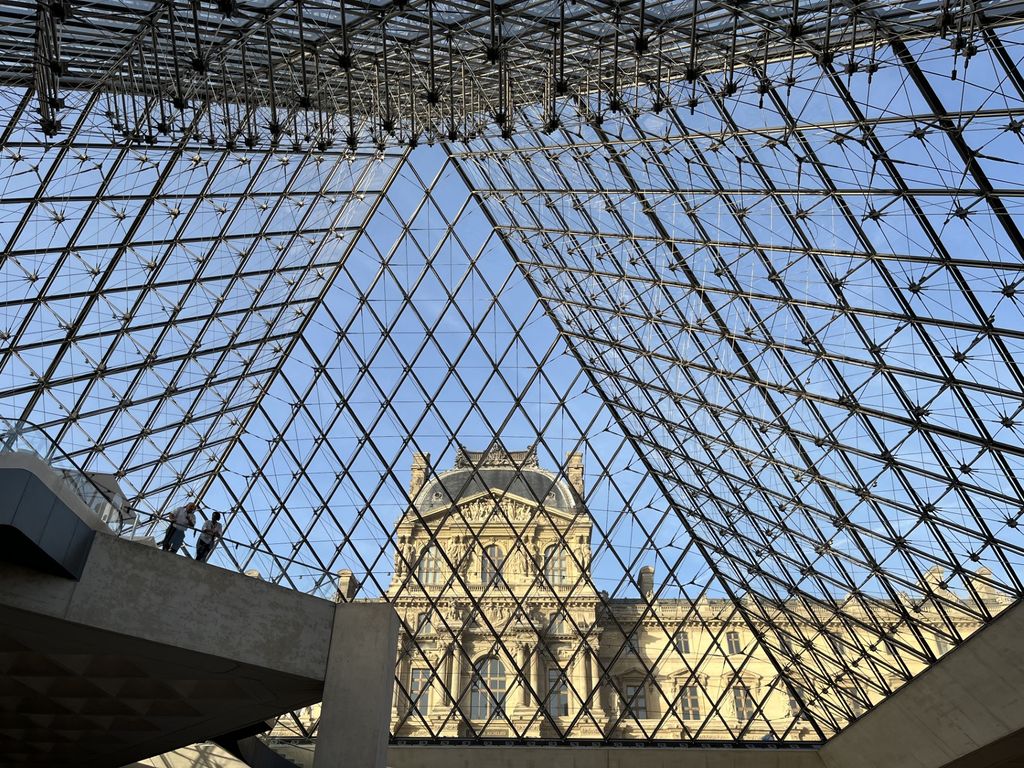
449,535,467,571
574,542,591,571
403,540,417,567
507,546,524,577
394,535,407,577
518,547,532,577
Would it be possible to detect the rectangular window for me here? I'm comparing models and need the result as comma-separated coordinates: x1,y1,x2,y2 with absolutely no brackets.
674,629,690,655
732,684,755,721
626,684,647,719
409,668,430,718
546,668,569,717
678,685,700,720
416,611,433,634
482,544,503,585
544,546,567,586
470,659,506,721
548,611,566,634
417,546,441,586
726,630,742,654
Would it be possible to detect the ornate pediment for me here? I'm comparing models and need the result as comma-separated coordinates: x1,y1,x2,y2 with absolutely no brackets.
420,490,580,527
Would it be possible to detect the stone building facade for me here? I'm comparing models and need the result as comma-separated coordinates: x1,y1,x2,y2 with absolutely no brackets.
273,445,997,744
383,444,995,742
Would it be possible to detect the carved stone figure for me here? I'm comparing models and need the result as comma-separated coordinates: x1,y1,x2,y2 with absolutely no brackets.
403,540,417,567
462,498,492,523
507,546,524,577
394,535,407,577
518,548,532,577
449,535,467,571
507,500,532,522
491,603,509,623
574,542,591,571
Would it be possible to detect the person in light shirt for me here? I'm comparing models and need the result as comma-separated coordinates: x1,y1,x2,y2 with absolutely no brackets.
195,511,223,563
160,502,196,554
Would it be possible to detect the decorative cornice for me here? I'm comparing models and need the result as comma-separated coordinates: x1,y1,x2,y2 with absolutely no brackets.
455,441,539,469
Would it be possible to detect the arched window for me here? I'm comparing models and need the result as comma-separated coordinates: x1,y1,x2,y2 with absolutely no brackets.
544,545,567,586
470,656,506,720
417,545,442,586
481,544,503,585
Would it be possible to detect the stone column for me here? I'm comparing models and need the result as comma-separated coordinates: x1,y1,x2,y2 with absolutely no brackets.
426,651,441,721
392,652,408,721
517,642,531,708
572,649,587,713
584,645,595,698
533,642,546,707
449,646,463,710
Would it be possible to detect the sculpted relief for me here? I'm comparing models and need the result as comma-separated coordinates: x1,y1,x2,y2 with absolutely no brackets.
457,496,535,524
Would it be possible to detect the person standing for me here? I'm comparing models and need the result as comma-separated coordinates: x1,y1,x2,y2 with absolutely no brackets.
161,502,196,554
195,511,223,563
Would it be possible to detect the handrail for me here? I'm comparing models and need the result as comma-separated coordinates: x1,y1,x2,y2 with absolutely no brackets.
0,417,345,591
123,505,345,590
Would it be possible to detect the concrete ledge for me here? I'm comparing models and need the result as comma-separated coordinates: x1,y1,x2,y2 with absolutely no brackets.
1,508,398,765
820,598,1024,768
0,603,324,767
0,533,336,681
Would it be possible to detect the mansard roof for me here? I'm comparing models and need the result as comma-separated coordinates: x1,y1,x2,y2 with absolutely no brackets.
414,445,577,517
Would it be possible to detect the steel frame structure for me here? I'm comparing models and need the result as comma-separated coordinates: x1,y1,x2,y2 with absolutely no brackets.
2,0,1024,750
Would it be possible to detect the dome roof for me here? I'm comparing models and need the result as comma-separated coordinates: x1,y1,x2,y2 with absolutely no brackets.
414,444,577,516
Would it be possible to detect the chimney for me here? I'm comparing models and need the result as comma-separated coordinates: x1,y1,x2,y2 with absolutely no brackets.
566,451,584,495
410,452,431,499
638,566,655,601
335,569,360,602
972,566,1000,608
